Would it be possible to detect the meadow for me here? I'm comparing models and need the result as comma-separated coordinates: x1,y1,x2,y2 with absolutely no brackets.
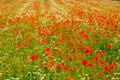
0,0,120,80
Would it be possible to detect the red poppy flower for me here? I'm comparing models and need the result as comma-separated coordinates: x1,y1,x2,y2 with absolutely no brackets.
83,33,89,39
79,30,89,39
38,30,44,36
110,62,116,68
93,55,99,62
60,62,65,67
74,53,82,58
15,30,22,34
16,43,22,50
1,41,5,46
56,51,61,56
98,72,102,77
88,62,93,67
61,34,65,41
55,64,61,70
29,54,39,61
46,48,50,52
0,15,2,18
70,42,74,46
41,39,45,44
26,33,30,37
26,42,30,47
63,66,72,71
107,44,114,49
47,60,54,69
81,59,87,66
100,61,105,66
79,46,83,50
3,69,7,73
45,48,51,56
84,48,93,54
104,65,110,71
97,50,105,55
47,62,53,69
68,57,72,61
72,48,76,53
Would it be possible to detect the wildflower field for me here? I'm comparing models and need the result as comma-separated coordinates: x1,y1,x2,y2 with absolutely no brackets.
0,0,120,80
